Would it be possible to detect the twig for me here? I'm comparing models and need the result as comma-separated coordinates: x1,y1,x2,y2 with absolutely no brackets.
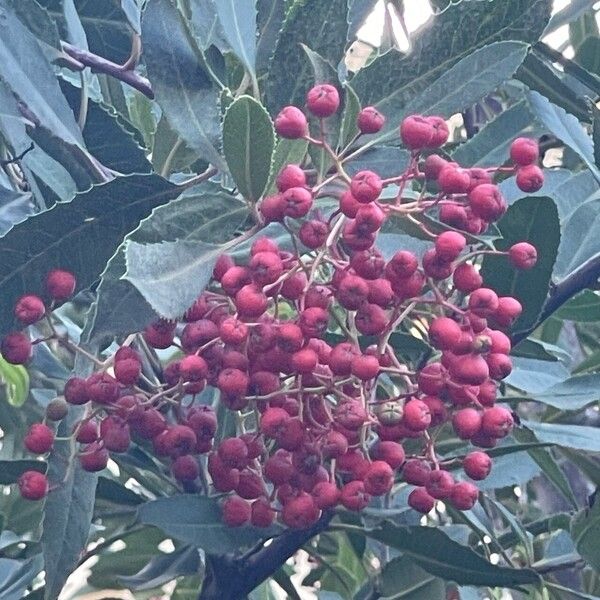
60,42,154,99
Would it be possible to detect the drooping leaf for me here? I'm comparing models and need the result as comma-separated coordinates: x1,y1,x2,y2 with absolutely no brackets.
142,0,226,170
351,0,552,143
523,420,600,452
223,95,274,201
137,495,279,554
266,0,349,114
339,523,540,588
88,184,248,339
0,174,178,337
379,556,445,599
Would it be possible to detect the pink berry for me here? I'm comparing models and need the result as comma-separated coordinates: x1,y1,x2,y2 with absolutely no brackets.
357,106,385,134
275,106,308,139
510,137,539,166
306,84,340,117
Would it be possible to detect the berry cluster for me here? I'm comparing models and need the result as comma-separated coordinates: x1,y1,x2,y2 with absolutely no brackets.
5,84,543,530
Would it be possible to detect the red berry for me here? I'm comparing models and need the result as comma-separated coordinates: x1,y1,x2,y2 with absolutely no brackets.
422,249,452,280
299,220,328,249
516,164,544,192
481,406,513,438
372,441,405,469
275,106,308,139
86,373,119,405
1,332,32,365
291,347,318,374
114,357,141,385
351,354,380,381
24,423,54,454
403,399,432,431
75,419,99,444
329,342,361,376
172,455,199,482
312,481,340,509
487,353,513,380
385,250,418,282
46,269,76,301
510,137,539,166
355,303,387,336
363,460,394,496
222,495,251,527
509,242,537,269
212,255,235,282
163,425,198,458
281,186,313,218
425,470,455,500
339,190,362,217
322,431,349,459
400,115,434,149
438,166,471,194
14,295,45,325
494,296,523,327
264,450,294,484
218,437,249,469
351,248,385,280
435,231,466,261
463,451,492,481
251,498,275,527
422,395,447,426
453,263,482,293
46,397,68,421
219,317,249,346
449,481,479,510
427,116,449,147
299,307,329,338
18,470,48,500
468,168,493,190
423,155,448,180
249,251,283,286
468,184,506,221
452,408,482,440
100,416,131,453
449,353,489,385
403,459,432,486
237,469,267,499
276,164,306,192
408,487,435,513
235,285,268,318
260,194,286,222
355,203,385,233
336,274,369,310
282,492,320,528
340,480,371,511
143,320,176,349
469,288,499,318
429,317,462,351
357,106,385,134
306,83,340,117
79,442,109,472
350,170,382,203
276,322,304,352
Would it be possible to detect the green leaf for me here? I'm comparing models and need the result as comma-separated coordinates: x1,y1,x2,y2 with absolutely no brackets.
338,83,361,149
266,0,348,114
505,356,570,394
379,556,445,600
41,351,98,600
119,545,201,591
452,100,542,167
571,497,600,572
545,0,597,34
545,581,600,600
87,183,247,340
483,496,533,561
215,0,257,78
481,196,560,336
522,420,600,452
0,174,178,337
0,460,46,485
5,0,61,49
0,555,43,600
256,0,287,73
594,104,600,169
142,0,226,170
96,476,144,506
121,0,141,33
266,138,308,194
338,523,540,588
351,0,551,143
137,495,278,554
511,339,560,362
346,146,410,179
223,95,275,201
556,290,600,322
528,90,600,183
152,116,200,176
0,357,29,407
406,41,529,119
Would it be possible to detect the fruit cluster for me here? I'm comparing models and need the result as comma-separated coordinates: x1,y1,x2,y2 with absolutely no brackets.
4,84,543,530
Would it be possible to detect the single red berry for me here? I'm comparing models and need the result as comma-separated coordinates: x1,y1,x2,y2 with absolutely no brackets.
423,155,448,180
322,431,349,459
291,347,318,374
449,481,479,510
219,317,249,346
468,184,506,221
516,164,544,192
251,498,276,527
355,303,387,336
364,460,394,496
276,322,304,352
402,459,432,486
435,231,466,261
494,297,523,327
79,442,109,472
1,332,32,365
264,450,294,484
422,248,453,280
355,202,385,233
340,480,371,511
249,251,283,286
422,395,447,426
237,469,267,499
449,353,490,386
299,307,329,338
235,284,268,318
75,419,99,443
510,137,539,166
509,242,537,269
163,425,198,458
469,288,499,318
143,320,176,349
357,106,385,134
306,83,340,117
385,250,419,282
212,255,236,282
329,342,361,376
299,220,328,249
429,317,462,351
351,248,385,280
372,441,405,469
339,190,362,217
282,492,320,528
350,170,382,203
408,487,435,513
100,416,131,453
222,495,251,527
276,164,306,192
468,168,493,191
400,115,434,149
171,455,199,482
481,406,514,438
18,470,48,500
403,399,432,431
438,166,471,194
487,353,513,380
463,451,492,481
137,408,167,439
452,408,483,440
218,437,249,469
426,470,455,500
453,263,482,293
217,367,249,398
427,116,449,147
46,397,68,421
24,423,54,454
351,354,380,381
14,295,45,325
260,194,286,222
114,357,141,385
46,269,76,301
86,372,120,405
312,481,340,509
417,362,447,396
336,274,369,310
281,186,313,218
275,106,308,139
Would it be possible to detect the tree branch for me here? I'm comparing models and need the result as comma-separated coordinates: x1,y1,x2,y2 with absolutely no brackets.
60,42,154,99
513,255,600,344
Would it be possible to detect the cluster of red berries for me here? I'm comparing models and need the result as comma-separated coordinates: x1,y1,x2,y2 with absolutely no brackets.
5,84,543,530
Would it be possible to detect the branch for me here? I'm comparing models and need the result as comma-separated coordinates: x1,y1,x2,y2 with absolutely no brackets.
198,512,333,599
60,42,154,99
512,255,600,344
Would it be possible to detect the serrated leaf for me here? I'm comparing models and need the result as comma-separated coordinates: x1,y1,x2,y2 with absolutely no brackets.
339,523,540,588
0,174,178,337
266,0,348,114
480,196,560,336
215,0,257,78
87,184,248,340
137,495,279,554
223,96,274,201
142,0,226,170
523,420,600,452
528,90,600,183
351,0,551,144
